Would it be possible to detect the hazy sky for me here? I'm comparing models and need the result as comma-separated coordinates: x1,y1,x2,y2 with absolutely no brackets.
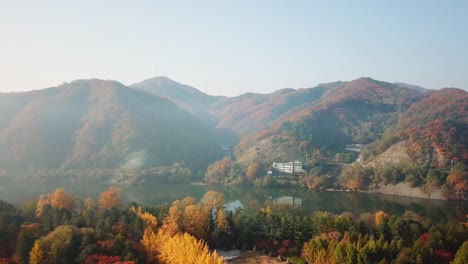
1,0,467,96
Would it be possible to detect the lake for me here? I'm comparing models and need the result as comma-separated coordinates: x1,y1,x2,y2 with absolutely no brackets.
0,178,466,224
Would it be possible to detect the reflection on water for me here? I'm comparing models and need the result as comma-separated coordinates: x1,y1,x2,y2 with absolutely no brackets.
273,196,302,206
0,178,466,224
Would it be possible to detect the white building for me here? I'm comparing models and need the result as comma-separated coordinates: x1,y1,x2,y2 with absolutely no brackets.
272,161,303,174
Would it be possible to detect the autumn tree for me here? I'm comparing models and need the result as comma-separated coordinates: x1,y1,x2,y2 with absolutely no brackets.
135,197,226,263
183,205,210,240
204,158,233,184
212,208,230,248
82,197,97,227
302,232,341,264
99,187,121,209
141,229,159,263
32,225,80,264
50,188,76,211
181,196,196,208
246,162,263,182
340,165,372,190
15,223,42,263
157,232,225,264
29,240,45,264
35,188,76,217
132,207,159,263
160,200,182,236
201,191,225,212
84,254,121,264
447,167,468,194
453,240,468,264
132,206,157,230
375,210,388,225
84,197,96,211
215,209,229,234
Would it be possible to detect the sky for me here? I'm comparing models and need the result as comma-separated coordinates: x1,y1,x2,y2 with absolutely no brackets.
1,0,467,96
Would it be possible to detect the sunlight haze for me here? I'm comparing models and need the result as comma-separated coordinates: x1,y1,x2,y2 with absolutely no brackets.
1,0,467,95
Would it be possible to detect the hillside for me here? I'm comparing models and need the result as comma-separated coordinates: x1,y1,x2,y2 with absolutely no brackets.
131,77,343,137
340,88,468,197
0,79,220,181
130,76,224,126
399,88,468,166
233,78,425,164
210,82,343,136
1,76,466,193
131,76,223,108
363,88,468,167
394,82,430,93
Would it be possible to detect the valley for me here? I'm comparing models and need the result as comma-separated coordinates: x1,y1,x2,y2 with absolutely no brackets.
0,77,467,201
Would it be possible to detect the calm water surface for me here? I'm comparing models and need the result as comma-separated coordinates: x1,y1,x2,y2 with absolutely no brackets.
0,178,466,224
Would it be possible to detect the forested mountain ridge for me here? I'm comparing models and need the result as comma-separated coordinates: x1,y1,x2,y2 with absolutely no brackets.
0,79,220,181
339,88,468,197
131,76,342,136
130,76,224,126
365,87,468,167
209,81,344,136
0,76,466,191
204,78,466,198
232,78,426,164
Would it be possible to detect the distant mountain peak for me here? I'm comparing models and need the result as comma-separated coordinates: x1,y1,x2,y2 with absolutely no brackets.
130,76,224,123
131,76,209,97
139,76,181,86
394,82,429,93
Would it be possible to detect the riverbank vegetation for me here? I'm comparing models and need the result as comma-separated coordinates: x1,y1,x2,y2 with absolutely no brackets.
0,188,467,263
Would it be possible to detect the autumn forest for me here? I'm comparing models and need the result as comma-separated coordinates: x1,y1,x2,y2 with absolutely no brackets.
1,77,468,263
0,188,467,263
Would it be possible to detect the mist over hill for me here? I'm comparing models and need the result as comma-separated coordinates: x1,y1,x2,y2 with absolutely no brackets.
0,79,220,182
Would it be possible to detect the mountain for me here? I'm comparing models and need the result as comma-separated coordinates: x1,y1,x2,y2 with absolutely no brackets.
131,77,344,145
212,78,467,195
209,82,344,136
397,88,468,165
394,82,429,93
232,78,426,164
362,87,468,165
1,76,465,190
0,79,220,179
130,76,224,126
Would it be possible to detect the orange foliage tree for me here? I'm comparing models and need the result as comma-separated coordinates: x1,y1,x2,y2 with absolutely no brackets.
245,162,262,182
35,188,76,216
447,168,468,193
340,165,372,190
183,205,210,240
215,209,229,234
201,191,225,212
160,200,182,236
132,206,159,263
204,158,233,184
98,187,121,209
375,210,388,225
50,188,76,211
134,205,225,264
157,232,225,264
